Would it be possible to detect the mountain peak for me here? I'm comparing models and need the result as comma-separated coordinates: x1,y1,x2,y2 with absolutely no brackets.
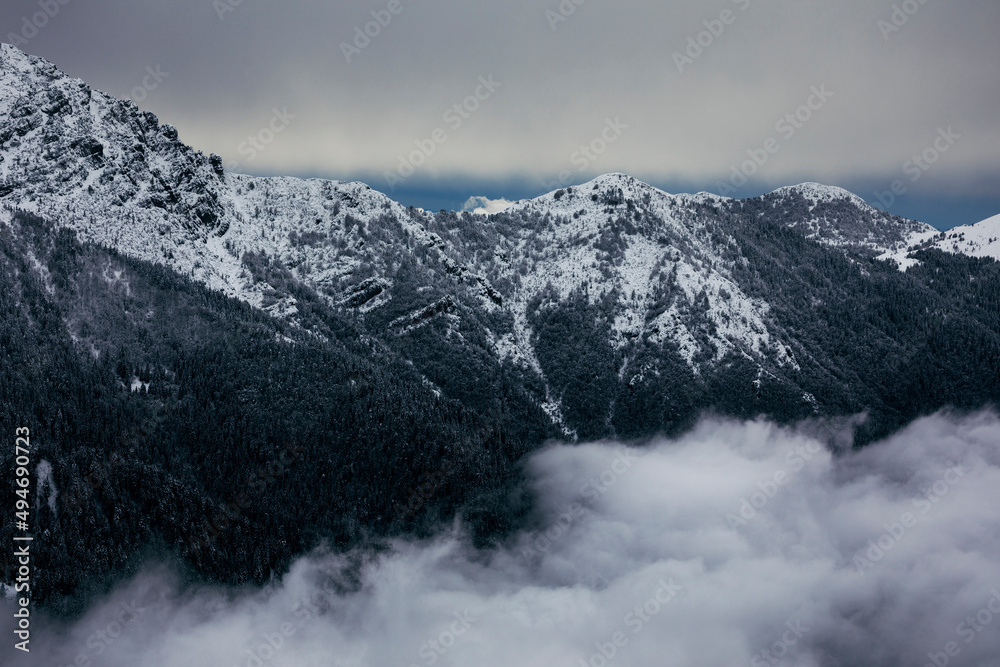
590,172,678,196
0,42,62,81
770,182,868,207
569,172,673,199
590,172,640,185
547,175,882,210
0,42,32,65
0,43,88,118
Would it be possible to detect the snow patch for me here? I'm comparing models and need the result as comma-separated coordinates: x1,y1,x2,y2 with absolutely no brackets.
879,214,1000,271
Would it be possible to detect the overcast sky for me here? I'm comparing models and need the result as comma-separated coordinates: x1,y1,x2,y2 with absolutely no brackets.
3,0,998,227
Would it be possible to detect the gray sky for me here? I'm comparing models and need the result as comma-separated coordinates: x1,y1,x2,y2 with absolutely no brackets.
3,0,998,226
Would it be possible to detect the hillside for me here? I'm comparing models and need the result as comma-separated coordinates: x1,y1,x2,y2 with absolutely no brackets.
2,43,1000,610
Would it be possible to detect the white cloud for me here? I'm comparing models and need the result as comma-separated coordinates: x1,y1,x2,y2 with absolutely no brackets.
7,411,1000,666
461,196,514,215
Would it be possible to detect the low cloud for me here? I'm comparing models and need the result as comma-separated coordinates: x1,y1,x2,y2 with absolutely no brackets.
6,411,1000,666
461,196,514,215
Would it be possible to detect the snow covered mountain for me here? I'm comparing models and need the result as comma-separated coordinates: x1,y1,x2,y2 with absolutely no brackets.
2,43,998,442
879,213,1000,269
769,182,936,253
0,43,444,311
4,43,1000,610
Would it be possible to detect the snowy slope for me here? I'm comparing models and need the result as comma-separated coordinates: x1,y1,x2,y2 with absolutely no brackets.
953,214,1000,259
878,213,1000,270
0,43,797,380
0,43,474,319
5,43,993,431
768,183,937,255
485,174,791,370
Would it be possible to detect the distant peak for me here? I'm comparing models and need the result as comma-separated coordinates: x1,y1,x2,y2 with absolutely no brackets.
581,173,672,196
771,182,868,206
589,173,652,189
592,172,634,182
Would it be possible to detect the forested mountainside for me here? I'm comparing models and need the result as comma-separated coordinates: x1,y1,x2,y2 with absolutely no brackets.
2,43,999,610
0,209,552,613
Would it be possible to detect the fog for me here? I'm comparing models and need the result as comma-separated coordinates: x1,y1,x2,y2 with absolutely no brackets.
6,411,1000,667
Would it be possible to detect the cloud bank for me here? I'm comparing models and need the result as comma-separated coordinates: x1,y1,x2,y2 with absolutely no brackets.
5,411,1000,667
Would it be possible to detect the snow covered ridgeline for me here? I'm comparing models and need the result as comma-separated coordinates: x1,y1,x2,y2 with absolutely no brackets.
0,43,457,314
0,40,798,385
483,173,792,368
879,213,1000,271
3,43,1000,442
0,43,965,335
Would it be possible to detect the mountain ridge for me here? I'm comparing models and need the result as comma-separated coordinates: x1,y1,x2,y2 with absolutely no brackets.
2,40,998,438
3,43,1000,610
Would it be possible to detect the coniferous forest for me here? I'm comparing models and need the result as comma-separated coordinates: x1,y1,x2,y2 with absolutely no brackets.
2,202,999,614
0,211,549,614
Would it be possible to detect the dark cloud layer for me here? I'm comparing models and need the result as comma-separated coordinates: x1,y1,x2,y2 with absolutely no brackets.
2,0,998,225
